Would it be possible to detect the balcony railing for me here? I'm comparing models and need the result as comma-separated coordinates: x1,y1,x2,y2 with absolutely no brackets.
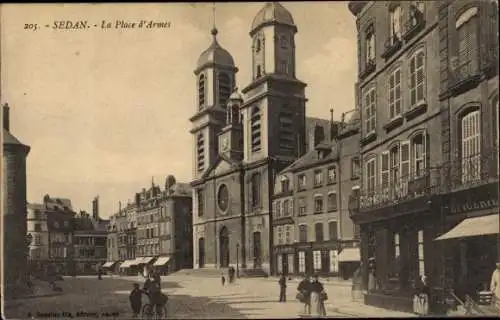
358,167,442,210
438,150,499,192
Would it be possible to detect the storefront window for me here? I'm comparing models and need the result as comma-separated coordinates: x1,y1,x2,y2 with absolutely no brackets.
277,255,283,274
329,250,338,273
298,252,306,273
313,250,322,271
288,254,294,274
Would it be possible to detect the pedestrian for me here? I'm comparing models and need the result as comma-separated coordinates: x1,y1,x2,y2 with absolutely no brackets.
413,275,430,316
297,275,311,315
310,274,327,317
279,274,287,302
129,283,142,318
221,272,226,286
490,262,500,311
98,268,103,280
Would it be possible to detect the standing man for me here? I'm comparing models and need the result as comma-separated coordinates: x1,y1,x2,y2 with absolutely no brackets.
279,274,287,302
297,275,311,315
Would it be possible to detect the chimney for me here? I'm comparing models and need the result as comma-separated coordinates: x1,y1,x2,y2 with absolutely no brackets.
3,103,10,132
92,196,99,220
330,109,339,140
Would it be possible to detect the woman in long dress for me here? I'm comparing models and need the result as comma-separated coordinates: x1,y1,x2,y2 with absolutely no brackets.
310,275,326,317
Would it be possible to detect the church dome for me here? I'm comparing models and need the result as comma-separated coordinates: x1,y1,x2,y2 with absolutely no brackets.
196,28,235,70
251,2,295,33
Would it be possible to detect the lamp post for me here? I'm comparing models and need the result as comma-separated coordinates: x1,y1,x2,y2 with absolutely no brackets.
236,242,240,278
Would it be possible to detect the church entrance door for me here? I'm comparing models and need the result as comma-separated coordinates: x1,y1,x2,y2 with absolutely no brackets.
219,227,230,268
253,231,262,268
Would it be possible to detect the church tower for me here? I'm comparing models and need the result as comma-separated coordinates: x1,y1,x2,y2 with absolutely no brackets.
217,88,244,162
190,22,238,180
242,2,307,163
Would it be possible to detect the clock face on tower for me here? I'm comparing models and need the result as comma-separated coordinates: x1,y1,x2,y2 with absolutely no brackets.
217,184,229,213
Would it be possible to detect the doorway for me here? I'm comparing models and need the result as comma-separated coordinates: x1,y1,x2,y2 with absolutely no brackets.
198,237,205,268
219,227,230,268
253,231,262,268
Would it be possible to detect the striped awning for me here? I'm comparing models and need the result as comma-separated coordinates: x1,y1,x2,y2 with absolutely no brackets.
435,214,499,241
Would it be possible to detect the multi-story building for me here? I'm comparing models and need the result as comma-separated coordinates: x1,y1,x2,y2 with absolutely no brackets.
272,110,361,278
72,211,108,275
190,2,310,276
434,0,498,311
27,203,50,267
348,0,444,312
104,213,120,273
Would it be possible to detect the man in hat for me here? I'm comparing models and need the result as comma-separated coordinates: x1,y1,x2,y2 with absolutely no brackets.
490,262,500,310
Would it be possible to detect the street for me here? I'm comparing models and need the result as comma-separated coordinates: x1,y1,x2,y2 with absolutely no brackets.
2,274,412,319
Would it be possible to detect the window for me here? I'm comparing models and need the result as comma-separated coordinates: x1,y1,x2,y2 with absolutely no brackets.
365,26,375,63
364,88,376,135
282,200,289,216
286,200,293,217
314,196,324,214
280,177,290,192
256,65,262,78
279,60,288,74
277,255,283,274
299,224,308,242
279,110,294,152
389,5,403,43
297,174,306,191
411,134,426,177
275,201,281,218
251,107,262,152
255,38,261,53
218,73,231,109
298,198,307,216
329,250,338,273
389,68,402,119
313,250,322,270
351,158,360,179
197,189,204,217
394,232,400,264
327,166,337,184
315,223,324,242
389,144,400,188
197,134,205,172
34,234,41,245
251,173,261,207
418,230,425,276
328,221,338,240
409,51,425,106
327,192,337,211
34,223,42,232
461,111,481,183
456,7,478,78
314,170,323,187
277,226,284,245
280,35,288,48
198,74,205,109
365,158,376,193
298,251,306,273
410,1,425,27
285,225,292,244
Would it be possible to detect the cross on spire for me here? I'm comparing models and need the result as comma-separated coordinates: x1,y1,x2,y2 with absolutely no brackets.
211,2,218,38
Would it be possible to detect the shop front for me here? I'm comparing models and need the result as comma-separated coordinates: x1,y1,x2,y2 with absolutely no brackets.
274,245,295,276
153,256,171,275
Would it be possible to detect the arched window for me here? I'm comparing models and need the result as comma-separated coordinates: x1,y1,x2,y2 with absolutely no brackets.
218,73,231,109
198,74,205,109
251,107,261,152
255,38,261,53
409,50,425,107
456,7,479,78
197,133,205,172
251,173,261,208
460,110,481,183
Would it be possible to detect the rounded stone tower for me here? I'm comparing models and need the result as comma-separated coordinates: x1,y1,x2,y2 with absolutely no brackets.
2,103,31,298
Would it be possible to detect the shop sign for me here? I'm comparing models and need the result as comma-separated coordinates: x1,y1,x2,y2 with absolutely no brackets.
274,246,294,254
450,198,498,214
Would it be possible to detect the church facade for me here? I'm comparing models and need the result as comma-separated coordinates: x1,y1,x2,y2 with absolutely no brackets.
190,2,310,275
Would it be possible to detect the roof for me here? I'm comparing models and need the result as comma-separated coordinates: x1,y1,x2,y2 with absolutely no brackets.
282,140,339,173
3,129,30,152
251,2,295,32
196,28,235,70
167,182,192,197
44,196,73,211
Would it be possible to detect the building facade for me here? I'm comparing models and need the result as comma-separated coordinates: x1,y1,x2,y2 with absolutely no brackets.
348,0,498,313
435,0,499,312
191,2,308,276
105,214,120,273
272,111,361,278
27,204,50,265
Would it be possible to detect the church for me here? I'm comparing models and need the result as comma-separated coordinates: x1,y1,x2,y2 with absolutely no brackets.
190,2,328,275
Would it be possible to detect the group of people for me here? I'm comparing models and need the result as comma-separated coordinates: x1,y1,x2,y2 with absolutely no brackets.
295,275,328,317
221,266,236,286
129,272,168,318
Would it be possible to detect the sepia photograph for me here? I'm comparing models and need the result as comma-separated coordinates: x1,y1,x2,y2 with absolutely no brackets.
1,1,499,319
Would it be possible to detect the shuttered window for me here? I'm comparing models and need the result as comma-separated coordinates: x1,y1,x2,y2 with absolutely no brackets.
389,68,402,119
366,158,376,193
461,111,481,183
410,51,425,106
457,8,478,79
381,152,390,189
299,225,308,243
364,88,376,135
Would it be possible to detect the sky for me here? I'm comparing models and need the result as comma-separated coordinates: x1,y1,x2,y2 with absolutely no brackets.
1,2,357,218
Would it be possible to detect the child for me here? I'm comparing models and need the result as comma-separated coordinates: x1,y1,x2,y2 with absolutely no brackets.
221,273,226,286
129,283,142,318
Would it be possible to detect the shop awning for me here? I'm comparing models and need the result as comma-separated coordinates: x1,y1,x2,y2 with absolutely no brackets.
141,257,155,264
120,259,136,268
101,261,116,268
338,248,360,262
153,256,171,266
435,214,499,241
